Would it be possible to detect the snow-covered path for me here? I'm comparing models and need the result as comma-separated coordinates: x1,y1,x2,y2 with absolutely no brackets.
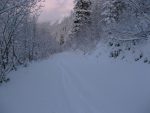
1,52,150,113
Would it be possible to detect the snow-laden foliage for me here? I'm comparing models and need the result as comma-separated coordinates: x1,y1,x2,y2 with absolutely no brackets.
0,0,61,83
73,0,92,33
62,0,150,53
50,15,74,46
0,0,43,82
69,0,96,51
101,0,126,24
1,0,150,82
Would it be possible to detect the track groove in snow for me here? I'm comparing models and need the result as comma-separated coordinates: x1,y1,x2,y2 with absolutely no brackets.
58,60,98,113
0,52,150,113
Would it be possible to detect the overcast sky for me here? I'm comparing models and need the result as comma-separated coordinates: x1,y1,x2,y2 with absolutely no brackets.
38,0,74,23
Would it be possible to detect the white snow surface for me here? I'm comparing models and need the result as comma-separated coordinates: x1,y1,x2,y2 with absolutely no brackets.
1,48,150,113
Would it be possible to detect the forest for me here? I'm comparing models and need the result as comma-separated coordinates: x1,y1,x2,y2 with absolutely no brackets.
0,0,150,82
1,0,150,113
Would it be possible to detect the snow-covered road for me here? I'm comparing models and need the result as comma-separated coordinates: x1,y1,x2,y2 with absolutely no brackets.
1,51,150,113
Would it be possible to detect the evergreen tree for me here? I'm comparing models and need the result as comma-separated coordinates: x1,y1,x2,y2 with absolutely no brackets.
73,0,92,33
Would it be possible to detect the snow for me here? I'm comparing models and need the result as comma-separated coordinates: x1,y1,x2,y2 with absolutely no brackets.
0,48,150,113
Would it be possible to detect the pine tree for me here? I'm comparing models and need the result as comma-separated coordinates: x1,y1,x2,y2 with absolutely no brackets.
73,0,92,33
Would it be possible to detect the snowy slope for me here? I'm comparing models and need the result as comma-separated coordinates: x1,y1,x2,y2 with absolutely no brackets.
0,49,150,113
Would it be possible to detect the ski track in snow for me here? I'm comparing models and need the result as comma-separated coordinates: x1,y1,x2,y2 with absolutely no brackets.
0,51,150,113
57,59,98,113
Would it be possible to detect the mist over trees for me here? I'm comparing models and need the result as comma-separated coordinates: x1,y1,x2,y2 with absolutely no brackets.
56,0,150,52
1,0,150,83
70,0,150,42
0,0,61,83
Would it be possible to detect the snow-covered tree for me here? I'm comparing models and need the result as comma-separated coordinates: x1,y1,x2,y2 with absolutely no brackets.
73,0,92,33
50,15,73,45
0,0,43,83
101,0,126,24
98,0,150,42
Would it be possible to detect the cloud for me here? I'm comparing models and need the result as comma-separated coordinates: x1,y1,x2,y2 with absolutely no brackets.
38,0,74,23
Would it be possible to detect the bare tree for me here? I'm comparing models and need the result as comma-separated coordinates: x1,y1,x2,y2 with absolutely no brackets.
0,0,43,83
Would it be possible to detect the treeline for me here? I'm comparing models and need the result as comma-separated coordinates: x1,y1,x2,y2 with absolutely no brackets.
1,0,150,82
56,0,150,51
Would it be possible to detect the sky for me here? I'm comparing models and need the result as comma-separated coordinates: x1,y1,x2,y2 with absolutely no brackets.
38,0,74,23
